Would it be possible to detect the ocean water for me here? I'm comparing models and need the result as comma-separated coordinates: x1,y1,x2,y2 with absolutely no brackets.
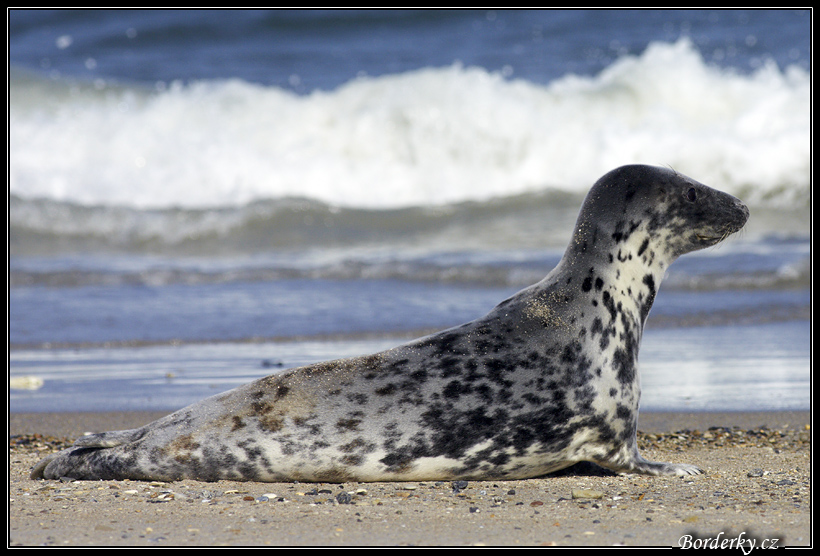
9,9,811,413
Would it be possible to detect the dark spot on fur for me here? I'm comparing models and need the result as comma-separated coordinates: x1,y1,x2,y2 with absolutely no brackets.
336,418,362,432
410,369,429,383
443,380,471,399
602,291,617,320
485,358,514,388
258,415,285,432
522,392,544,405
637,237,649,257
340,454,364,466
612,220,640,243
347,393,368,405
641,274,657,322
474,383,495,404
574,384,596,414
375,383,397,396
616,404,632,421
340,437,375,454
169,434,199,452
250,400,272,415
613,336,637,386
590,317,603,337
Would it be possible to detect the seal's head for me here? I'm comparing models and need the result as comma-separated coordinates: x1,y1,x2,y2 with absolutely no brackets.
567,164,749,266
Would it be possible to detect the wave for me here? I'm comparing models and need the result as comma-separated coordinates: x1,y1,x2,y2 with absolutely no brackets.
9,38,810,212
9,188,583,255
10,200,810,293
9,255,810,293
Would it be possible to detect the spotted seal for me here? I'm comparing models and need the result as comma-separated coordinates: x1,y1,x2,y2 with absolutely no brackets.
32,164,749,483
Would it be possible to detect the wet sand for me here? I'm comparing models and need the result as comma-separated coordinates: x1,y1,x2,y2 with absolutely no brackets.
9,410,810,547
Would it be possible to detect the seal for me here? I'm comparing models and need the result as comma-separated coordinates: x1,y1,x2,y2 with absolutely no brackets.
31,164,749,483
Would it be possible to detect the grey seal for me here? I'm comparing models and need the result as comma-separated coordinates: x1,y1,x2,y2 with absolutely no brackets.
32,164,749,483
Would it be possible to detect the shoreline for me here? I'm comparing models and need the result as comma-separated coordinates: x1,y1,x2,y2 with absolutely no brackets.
10,410,810,546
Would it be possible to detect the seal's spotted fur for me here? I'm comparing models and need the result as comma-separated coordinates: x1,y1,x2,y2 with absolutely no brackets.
32,165,749,483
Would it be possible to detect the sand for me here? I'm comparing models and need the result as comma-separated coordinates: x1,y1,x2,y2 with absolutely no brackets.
9,410,811,547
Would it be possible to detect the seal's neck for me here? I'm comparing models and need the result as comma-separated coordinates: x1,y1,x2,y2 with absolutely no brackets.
559,226,674,328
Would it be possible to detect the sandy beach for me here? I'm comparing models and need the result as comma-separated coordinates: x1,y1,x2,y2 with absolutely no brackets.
9,410,810,547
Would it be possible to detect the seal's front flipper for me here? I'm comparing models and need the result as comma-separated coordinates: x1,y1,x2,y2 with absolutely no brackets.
594,445,703,477
623,457,703,477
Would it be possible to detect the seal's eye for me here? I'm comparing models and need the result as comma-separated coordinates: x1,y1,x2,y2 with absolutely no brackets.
686,187,698,202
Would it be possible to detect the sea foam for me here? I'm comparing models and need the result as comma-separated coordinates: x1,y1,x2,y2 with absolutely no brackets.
10,38,809,210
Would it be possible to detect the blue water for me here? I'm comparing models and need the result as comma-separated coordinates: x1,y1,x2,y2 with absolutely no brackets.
8,9,811,413
9,9,810,91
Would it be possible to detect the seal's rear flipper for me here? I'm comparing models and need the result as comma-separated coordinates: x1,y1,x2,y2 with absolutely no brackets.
30,452,59,479
30,428,148,480
72,427,146,448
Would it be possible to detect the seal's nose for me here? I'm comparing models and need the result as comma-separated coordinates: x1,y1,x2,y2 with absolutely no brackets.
736,200,750,226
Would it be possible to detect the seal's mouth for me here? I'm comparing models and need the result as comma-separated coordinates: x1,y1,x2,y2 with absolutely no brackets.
695,226,742,245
